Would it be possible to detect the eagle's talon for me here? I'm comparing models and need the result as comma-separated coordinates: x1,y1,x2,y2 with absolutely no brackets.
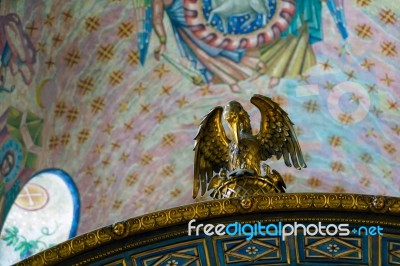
219,169,227,179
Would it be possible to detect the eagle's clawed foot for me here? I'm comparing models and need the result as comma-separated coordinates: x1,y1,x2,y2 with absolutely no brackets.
262,163,272,176
271,169,286,192
261,163,286,192
219,169,227,179
208,169,228,191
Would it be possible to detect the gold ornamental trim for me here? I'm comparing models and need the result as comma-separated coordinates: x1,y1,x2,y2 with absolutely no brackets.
17,193,400,266
74,217,400,266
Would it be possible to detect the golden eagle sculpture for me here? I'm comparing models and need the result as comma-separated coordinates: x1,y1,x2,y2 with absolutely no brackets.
193,94,306,199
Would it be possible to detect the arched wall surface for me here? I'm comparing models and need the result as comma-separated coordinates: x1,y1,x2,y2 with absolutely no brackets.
0,0,398,254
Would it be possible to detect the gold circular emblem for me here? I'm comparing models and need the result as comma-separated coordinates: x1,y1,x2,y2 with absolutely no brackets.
112,223,126,236
240,197,253,210
15,183,49,211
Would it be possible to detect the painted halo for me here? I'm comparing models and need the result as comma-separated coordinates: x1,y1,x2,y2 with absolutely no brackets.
184,0,296,50
0,139,23,183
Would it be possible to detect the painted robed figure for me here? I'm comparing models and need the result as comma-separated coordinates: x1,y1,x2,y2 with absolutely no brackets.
133,0,347,90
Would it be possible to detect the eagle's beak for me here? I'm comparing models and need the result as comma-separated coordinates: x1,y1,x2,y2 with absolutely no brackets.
228,120,239,145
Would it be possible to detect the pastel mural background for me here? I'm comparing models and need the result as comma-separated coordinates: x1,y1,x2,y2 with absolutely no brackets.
0,0,398,263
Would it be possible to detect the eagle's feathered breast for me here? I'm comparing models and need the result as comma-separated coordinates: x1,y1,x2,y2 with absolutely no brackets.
229,132,263,175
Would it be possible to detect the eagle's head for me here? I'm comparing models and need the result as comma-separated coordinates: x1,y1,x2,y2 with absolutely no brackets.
223,101,252,145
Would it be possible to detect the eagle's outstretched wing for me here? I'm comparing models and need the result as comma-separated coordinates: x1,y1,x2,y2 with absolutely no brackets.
193,107,230,198
251,94,306,170
133,0,153,65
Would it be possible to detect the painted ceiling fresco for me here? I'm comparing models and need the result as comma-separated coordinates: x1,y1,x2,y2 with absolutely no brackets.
0,0,398,261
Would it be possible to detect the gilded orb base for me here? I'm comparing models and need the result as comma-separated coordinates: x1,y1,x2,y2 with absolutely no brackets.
210,174,285,199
